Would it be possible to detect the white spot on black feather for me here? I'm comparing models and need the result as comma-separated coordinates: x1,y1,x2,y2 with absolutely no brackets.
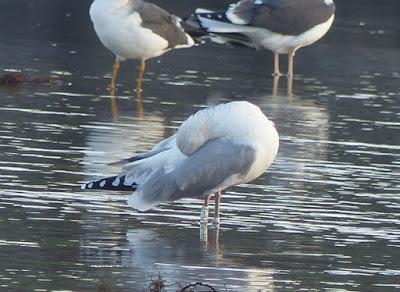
112,177,120,187
88,182,93,189
100,180,106,187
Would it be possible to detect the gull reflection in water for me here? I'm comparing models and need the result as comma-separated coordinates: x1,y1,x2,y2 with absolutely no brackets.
78,218,275,290
200,221,220,250
109,89,144,120
124,228,275,290
272,74,294,97
82,111,166,177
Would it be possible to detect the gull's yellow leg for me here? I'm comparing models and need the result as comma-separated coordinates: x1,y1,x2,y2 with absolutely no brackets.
109,58,121,96
136,59,146,94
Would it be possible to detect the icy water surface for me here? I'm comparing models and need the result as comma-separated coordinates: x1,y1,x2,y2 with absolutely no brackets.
0,0,400,291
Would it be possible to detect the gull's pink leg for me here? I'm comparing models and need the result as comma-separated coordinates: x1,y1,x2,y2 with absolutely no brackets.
287,48,296,78
213,191,222,224
273,52,282,76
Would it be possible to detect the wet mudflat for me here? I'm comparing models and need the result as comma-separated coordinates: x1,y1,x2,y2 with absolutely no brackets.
0,0,399,291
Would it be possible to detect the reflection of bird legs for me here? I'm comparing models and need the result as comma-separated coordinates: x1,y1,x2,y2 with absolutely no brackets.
200,193,221,249
272,74,293,98
211,222,220,248
272,49,295,97
200,219,221,252
287,74,293,98
199,221,208,243
136,89,144,119
109,58,121,118
135,59,145,118
108,58,146,118
200,195,209,243
110,96,119,119
272,74,280,96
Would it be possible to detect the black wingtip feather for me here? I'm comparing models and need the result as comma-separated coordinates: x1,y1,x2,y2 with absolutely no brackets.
82,175,137,192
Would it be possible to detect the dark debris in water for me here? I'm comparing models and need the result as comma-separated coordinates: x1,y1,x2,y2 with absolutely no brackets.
97,281,113,292
149,274,167,292
149,274,220,292
179,282,219,292
96,274,220,292
0,72,61,86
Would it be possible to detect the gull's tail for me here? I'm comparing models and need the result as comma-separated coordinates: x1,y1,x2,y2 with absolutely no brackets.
182,9,212,40
184,8,255,49
81,145,183,212
193,8,247,33
81,175,137,192
81,171,177,212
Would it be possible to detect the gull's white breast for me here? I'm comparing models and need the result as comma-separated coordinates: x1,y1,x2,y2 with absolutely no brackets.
90,0,169,60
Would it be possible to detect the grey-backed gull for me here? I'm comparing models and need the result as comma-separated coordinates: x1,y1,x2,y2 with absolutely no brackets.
90,0,194,94
191,0,335,77
82,101,279,224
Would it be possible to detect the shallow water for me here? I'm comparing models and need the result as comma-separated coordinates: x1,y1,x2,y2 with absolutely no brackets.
0,0,400,291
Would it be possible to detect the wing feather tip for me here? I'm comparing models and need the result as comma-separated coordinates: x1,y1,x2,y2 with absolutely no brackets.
128,194,159,212
81,175,137,192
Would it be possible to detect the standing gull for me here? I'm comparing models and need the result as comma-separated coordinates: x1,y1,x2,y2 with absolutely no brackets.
90,0,194,95
82,101,279,223
190,0,335,77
